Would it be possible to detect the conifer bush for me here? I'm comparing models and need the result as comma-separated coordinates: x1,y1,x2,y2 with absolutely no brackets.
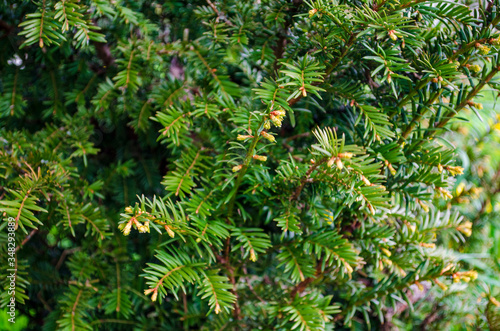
1,0,500,329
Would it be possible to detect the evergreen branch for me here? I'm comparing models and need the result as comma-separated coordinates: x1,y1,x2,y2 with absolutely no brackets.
197,271,236,314
400,90,442,140
71,288,83,330
176,150,200,196
205,0,235,27
15,191,30,230
429,66,500,134
226,118,266,218
289,261,322,299
396,78,431,109
192,47,231,101
288,34,357,107
290,159,324,201
15,229,37,252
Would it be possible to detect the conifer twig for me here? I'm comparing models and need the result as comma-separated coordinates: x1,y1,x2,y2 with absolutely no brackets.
429,66,500,134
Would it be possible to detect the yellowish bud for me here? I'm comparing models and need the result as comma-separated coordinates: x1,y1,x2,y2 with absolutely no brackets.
456,220,473,237
232,164,243,172
368,203,375,215
250,248,257,262
300,86,307,97
253,155,267,162
125,206,133,213
260,131,276,143
327,157,335,168
453,270,478,283
388,30,397,41
164,225,175,238
361,176,371,186
138,224,148,233
385,160,396,175
338,152,353,158
381,247,392,257
469,64,481,73
486,201,493,213
269,109,286,128
470,187,482,198
151,290,158,302
420,242,436,249
490,296,500,307
344,263,353,274
434,278,448,291
276,109,286,116
270,115,283,127
476,43,490,55
441,264,454,275
437,187,453,200
335,158,343,170
237,134,253,141
122,222,132,236
418,200,430,213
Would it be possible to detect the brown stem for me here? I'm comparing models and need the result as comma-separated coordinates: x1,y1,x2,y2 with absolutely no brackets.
290,259,323,298
206,0,235,27
399,90,442,141
287,0,399,107
15,191,30,230
15,229,37,252
290,158,326,201
420,302,441,330
372,0,387,11
282,132,311,152
37,291,53,312
55,247,81,270
450,38,490,61
182,292,188,315
228,266,241,320
429,66,499,134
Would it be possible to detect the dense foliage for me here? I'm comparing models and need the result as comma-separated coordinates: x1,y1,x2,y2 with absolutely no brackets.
1,0,500,329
